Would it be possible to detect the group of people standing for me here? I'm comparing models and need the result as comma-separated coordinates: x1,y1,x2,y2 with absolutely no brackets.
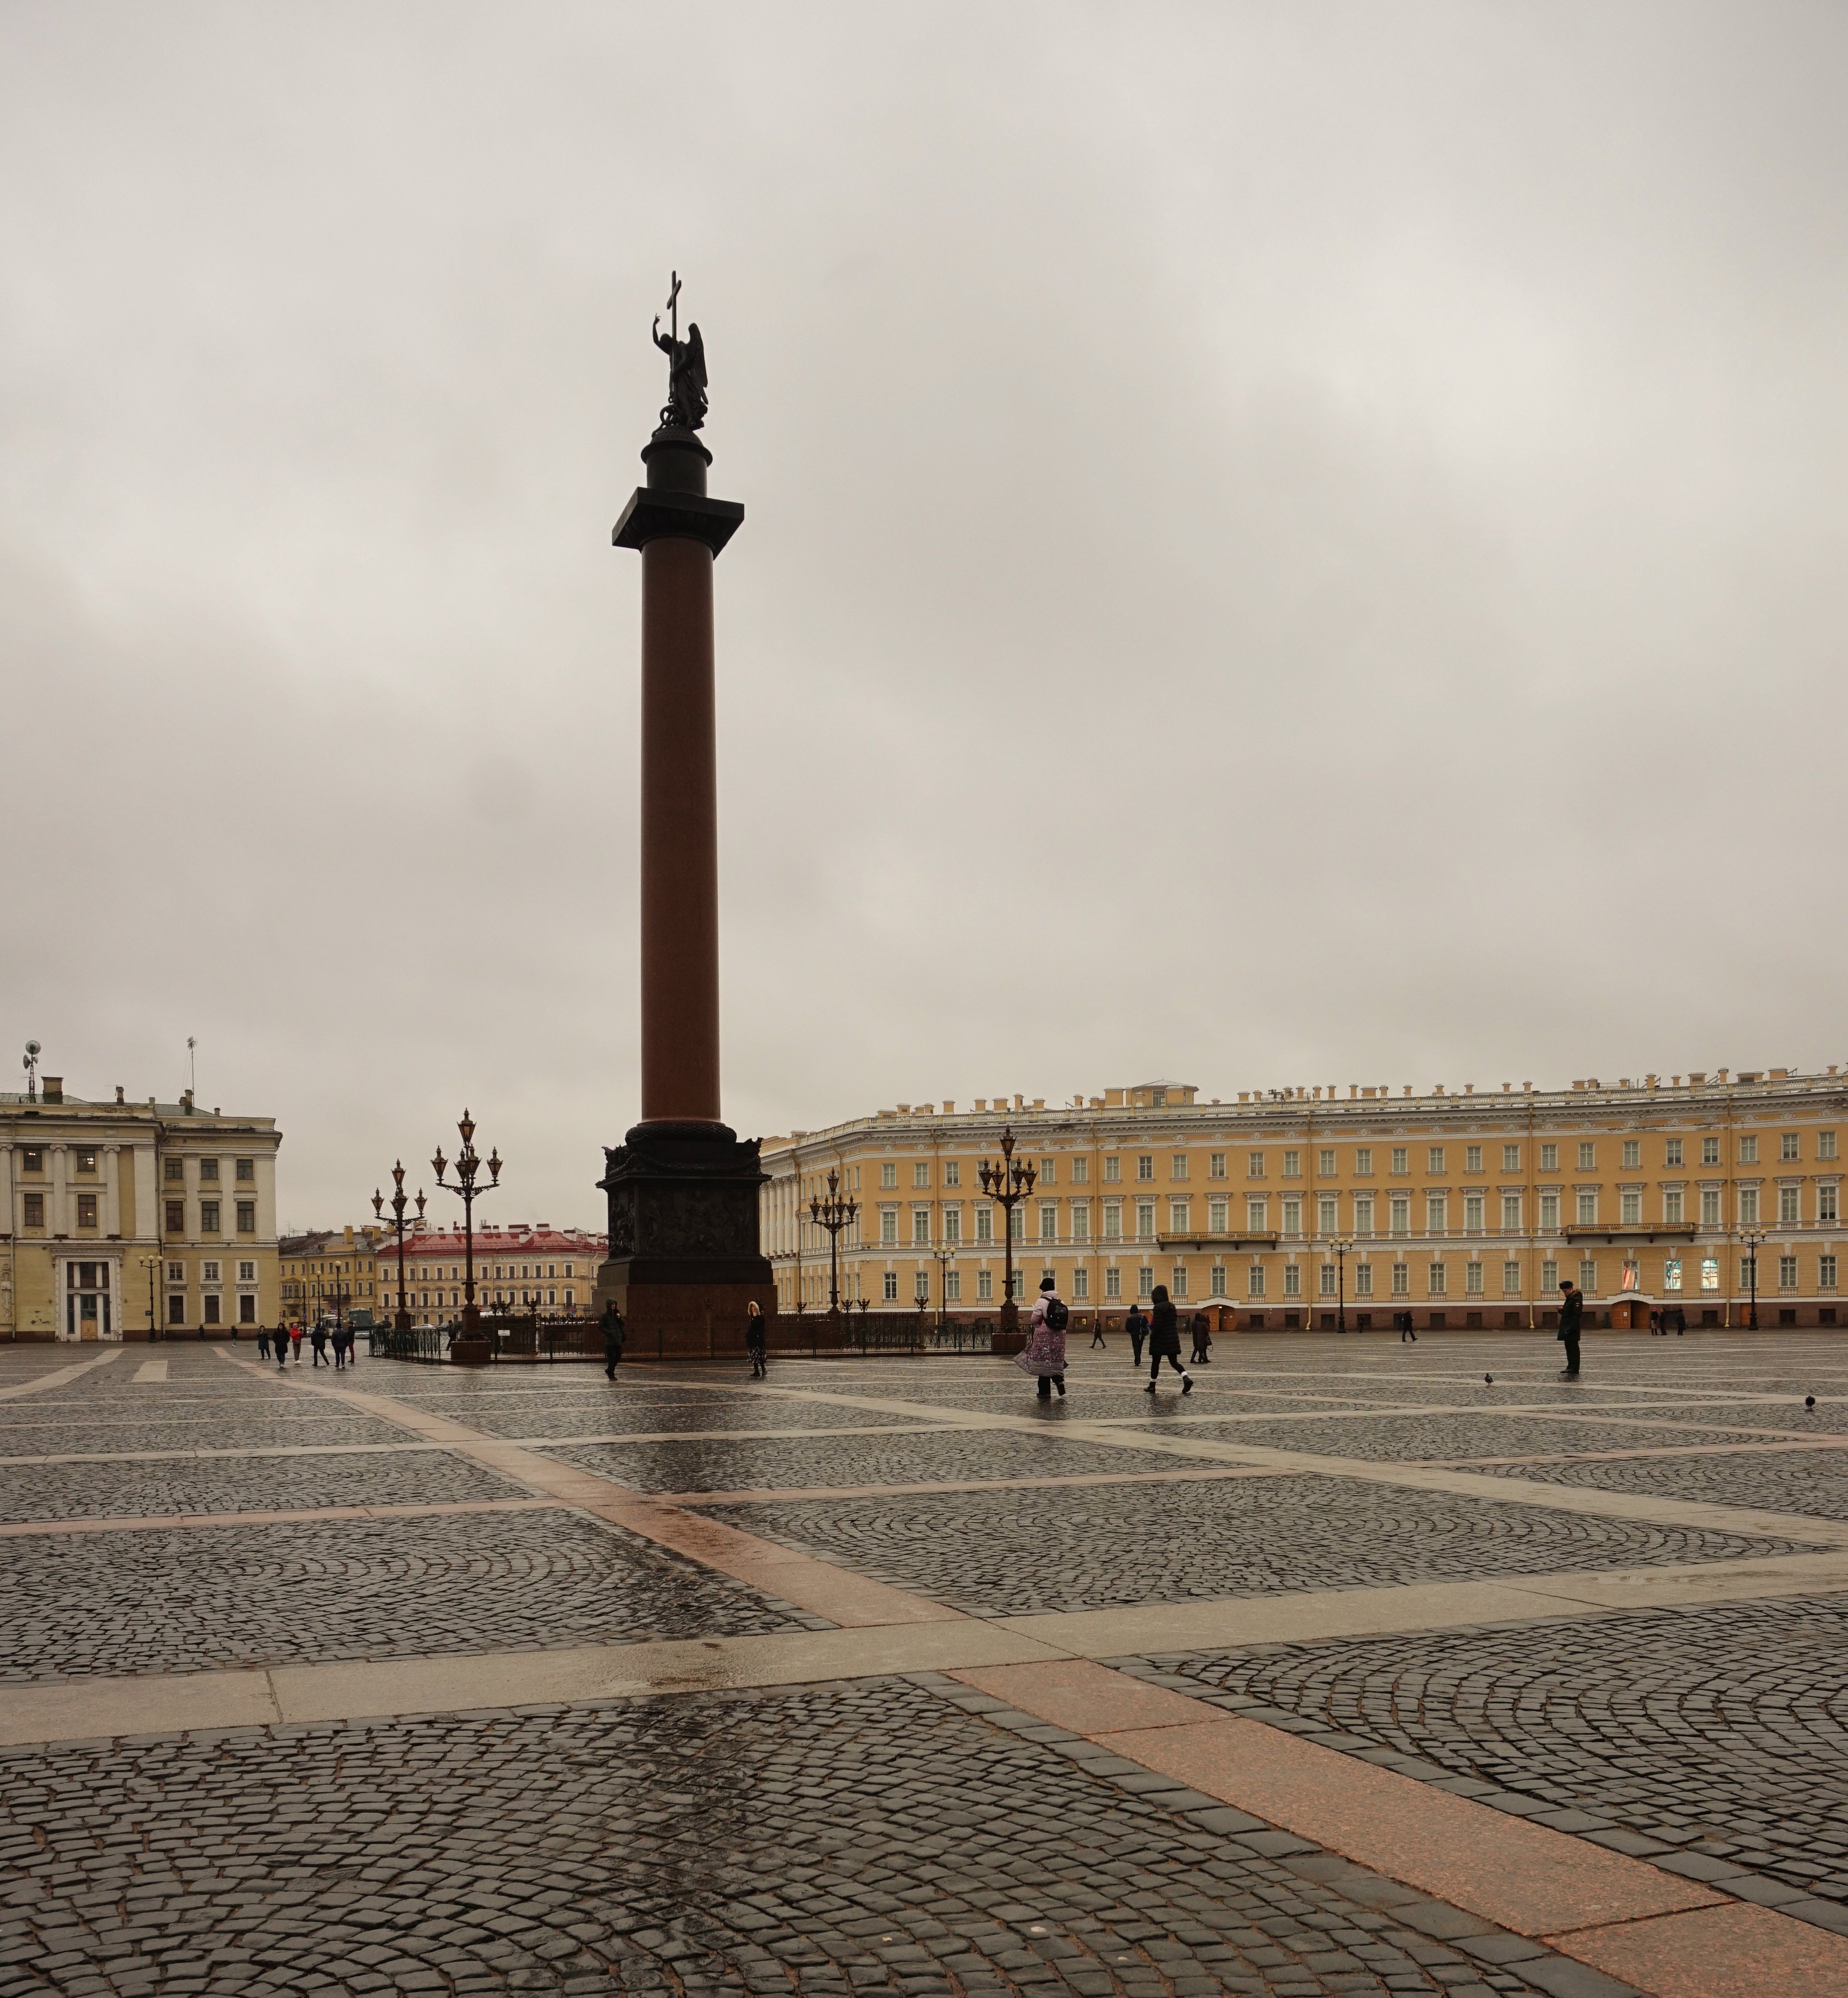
254,1323,357,1369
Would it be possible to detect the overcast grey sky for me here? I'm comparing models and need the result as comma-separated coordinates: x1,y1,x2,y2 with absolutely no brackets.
4,3,1844,1230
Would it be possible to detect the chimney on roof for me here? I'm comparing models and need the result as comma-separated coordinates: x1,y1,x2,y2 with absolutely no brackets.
115,1085,125,1104
42,1076,63,1104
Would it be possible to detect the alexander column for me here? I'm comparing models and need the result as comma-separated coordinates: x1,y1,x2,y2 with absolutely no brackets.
596,276,776,1351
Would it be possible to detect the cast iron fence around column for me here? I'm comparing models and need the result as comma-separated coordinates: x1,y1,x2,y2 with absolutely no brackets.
369,1309,1180,1361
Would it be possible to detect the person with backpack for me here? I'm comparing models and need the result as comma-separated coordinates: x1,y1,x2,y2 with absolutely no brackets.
1124,1301,1149,1366
1144,1283,1193,1395
1017,1275,1069,1401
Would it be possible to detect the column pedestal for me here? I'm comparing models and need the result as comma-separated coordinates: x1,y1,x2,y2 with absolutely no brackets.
595,1122,775,1357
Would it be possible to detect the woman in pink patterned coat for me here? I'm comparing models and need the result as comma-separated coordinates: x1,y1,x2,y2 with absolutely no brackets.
1016,1275,1069,1401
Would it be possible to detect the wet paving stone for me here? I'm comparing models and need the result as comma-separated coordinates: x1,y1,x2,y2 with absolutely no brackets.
0,1675,1577,1996
704,1472,1808,1616
1465,1446,1848,1519
1132,1593,1848,1914
0,1447,527,1522
1113,1414,1780,1460
0,1509,817,1679
540,1429,1203,1493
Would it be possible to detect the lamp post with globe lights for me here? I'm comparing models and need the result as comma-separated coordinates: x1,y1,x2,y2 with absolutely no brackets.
978,1126,1036,1334
807,1168,857,1316
371,1162,426,1334
432,1110,501,1337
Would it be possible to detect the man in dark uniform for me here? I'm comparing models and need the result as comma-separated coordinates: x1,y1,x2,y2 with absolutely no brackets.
1557,1280,1584,1379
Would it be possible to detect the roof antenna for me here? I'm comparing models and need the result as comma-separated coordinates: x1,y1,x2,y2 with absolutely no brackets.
186,1036,197,1099
22,1040,40,1101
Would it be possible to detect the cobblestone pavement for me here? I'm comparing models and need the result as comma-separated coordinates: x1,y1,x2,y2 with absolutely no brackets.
1131,1595,1848,1918
460,1397,940,1438
13,1334,1848,1992
707,1473,1804,1616
1467,1447,1848,1518
1114,1415,1782,1459
0,1415,427,1457
0,1447,530,1522
540,1429,1210,1494
1,1508,818,1679
0,1673,1588,1997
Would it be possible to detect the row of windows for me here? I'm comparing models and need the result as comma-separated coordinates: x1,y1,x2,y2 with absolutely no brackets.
843,1181,1842,1246
167,1293,260,1325
13,1150,258,1181
805,1249,1844,1308
374,1261,583,1281
162,1199,258,1235
851,1132,1842,1192
804,1133,1842,1205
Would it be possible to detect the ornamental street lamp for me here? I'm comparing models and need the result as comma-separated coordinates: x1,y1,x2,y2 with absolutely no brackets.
139,1254,160,1343
371,1162,426,1334
1741,1228,1766,1331
432,1108,502,1336
930,1241,956,1332
1332,1238,1353,1335
808,1167,858,1314
978,1126,1036,1332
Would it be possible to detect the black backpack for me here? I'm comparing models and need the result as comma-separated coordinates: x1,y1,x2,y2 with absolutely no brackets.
1044,1296,1069,1331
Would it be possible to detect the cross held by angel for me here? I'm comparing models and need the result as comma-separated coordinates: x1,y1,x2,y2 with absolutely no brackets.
653,272,708,432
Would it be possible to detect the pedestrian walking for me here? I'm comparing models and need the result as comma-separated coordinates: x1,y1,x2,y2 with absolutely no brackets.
1557,1280,1584,1379
1090,1315,1108,1350
1671,1304,1686,1336
290,1325,303,1365
332,1326,348,1371
1016,1275,1069,1401
256,1328,270,1360
1125,1302,1149,1366
1189,1310,1212,1364
1397,1309,1417,1343
601,1300,626,1379
277,1325,291,1369
1143,1284,1193,1395
310,1324,329,1368
744,1299,767,1379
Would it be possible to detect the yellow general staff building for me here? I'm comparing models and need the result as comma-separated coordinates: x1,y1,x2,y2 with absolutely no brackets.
760,1069,1843,1331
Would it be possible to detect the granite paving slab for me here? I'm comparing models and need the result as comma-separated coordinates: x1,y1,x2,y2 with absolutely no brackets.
1136,1593,1848,1912
0,1508,817,1680
0,1674,1576,1995
704,1472,1805,1616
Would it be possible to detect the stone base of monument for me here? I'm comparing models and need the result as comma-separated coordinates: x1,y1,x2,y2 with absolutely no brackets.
450,1336,494,1367
596,1120,776,1359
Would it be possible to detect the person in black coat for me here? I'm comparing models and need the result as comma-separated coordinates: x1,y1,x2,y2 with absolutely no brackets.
1557,1281,1584,1379
601,1301,626,1380
1143,1285,1193,1395
1124,1303,1149,1366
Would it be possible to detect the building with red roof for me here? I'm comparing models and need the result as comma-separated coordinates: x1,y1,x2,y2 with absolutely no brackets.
372,1221,607,1325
